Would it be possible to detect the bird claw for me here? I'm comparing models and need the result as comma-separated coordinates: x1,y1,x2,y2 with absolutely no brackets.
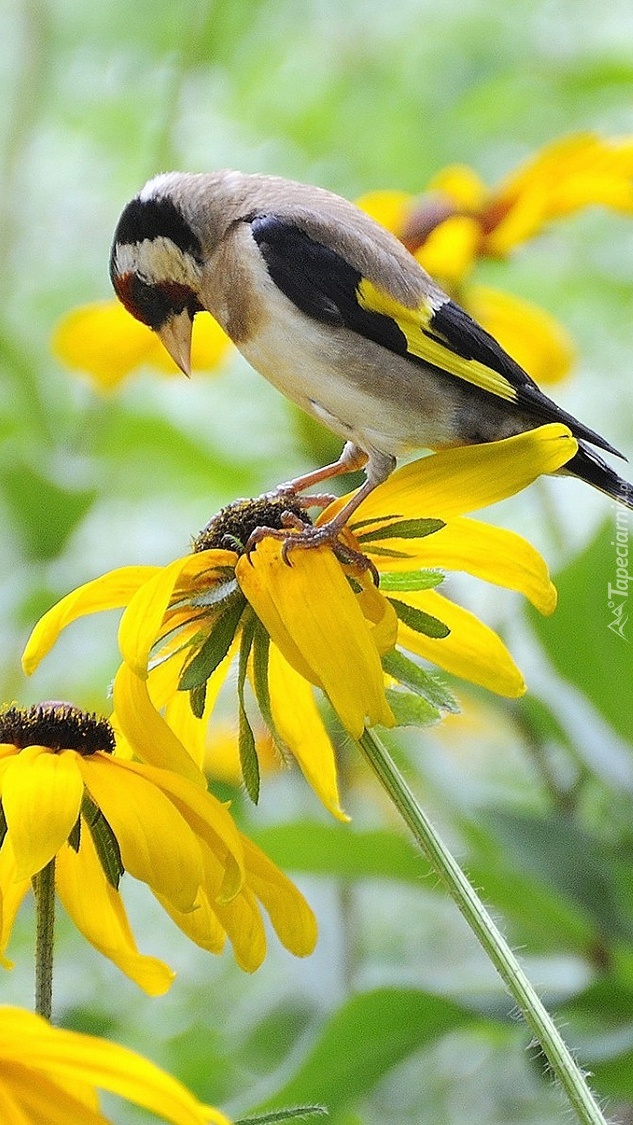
244,515,379,585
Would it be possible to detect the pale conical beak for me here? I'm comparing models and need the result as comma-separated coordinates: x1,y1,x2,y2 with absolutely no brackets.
157,310,193,377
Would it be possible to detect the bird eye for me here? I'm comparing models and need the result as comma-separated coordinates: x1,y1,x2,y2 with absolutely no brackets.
114,274,197,330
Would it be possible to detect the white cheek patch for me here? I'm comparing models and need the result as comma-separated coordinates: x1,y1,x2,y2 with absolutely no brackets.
112,237,201,286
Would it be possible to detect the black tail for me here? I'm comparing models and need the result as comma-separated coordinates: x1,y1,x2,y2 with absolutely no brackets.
566,442,633,510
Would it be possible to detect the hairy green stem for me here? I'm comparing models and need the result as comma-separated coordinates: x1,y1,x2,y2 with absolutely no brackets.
357,728,607,1125
32,859,55,1020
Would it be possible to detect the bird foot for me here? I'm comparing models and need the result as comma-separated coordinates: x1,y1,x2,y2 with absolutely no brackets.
245,510,379,583
265,481,337,510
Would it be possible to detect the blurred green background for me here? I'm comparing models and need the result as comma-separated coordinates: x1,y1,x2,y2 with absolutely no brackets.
2,0,633,1121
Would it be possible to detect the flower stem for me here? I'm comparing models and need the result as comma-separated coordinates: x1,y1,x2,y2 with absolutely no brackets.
357,728,606,1125
32,859,55,1020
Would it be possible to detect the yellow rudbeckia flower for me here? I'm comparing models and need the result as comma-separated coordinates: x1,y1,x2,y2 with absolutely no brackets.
0,703,316,987
358,133,633,385
52,301,232,391
0,1005,231,1125
23,426,576,820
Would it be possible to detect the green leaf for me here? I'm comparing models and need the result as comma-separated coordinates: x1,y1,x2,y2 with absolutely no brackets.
385,688,441,727
379,569,444,592
356,517,445,542
388,597,450,639
249,823,430,883
382,648,458,712
178,592,245,690
237,609,260,804
254,989,481,1115
477,807,633,942
529,518,633,742
0,458,96,561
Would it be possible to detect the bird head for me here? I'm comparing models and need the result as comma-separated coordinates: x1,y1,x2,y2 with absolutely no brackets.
109,174,208,376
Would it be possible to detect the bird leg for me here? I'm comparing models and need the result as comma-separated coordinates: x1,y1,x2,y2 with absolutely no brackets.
269,441,368,509
248,447,395,582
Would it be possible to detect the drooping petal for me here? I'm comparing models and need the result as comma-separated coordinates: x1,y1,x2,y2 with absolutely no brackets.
237,539,394,737
267,642,347,821
335,424,577,525
393,588,526,697
55,835,174,996
0,1006,231,1125
117,556,193,679
240,834,318,957
79,756,203,912
118,550,237,678
371,516,556,615
52,299,232,390
2,748,84,880
466,285,575,385
0,840,30,968
21,567,159,676
112,757,245,903
112,663,206,787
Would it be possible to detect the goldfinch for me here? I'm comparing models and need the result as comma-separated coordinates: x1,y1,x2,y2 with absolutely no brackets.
110,170,632,535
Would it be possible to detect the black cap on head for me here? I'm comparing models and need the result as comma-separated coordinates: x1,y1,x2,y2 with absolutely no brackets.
110,194,202,273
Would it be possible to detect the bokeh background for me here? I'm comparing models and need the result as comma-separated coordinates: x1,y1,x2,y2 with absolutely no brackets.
2,0,633,1121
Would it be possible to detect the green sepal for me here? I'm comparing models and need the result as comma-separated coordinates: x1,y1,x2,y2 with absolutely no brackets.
382,648,458,712
379,569,444,592
82,792,124,889
189,681,207,720
235,1108,328,1124
188,575,239,609
357,517,445,543
68,815,81,853
384,688,441,728
237,608,260,804
178,590,246,691
387,597,450,639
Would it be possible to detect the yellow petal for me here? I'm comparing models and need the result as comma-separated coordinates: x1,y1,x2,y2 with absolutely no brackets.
0,1006,231,1125
114,757,245,903
154,884,227,956
415,215,481,288
241,834,318,957
0,839,30,968
22,566,159,676
466,285,575,385
426,163,488,210
1,1062,105,1125
56,834,174,996
79,756,203,912
355,189,414,236
393,588,525,697
268,642,348,821
118,555,192,679
237,539,393,737
2,748,84,880
119,550,237,678
52,300,232,391
340,424,578,524
373,516,556,615
113,663,207,787
484,133,633,252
